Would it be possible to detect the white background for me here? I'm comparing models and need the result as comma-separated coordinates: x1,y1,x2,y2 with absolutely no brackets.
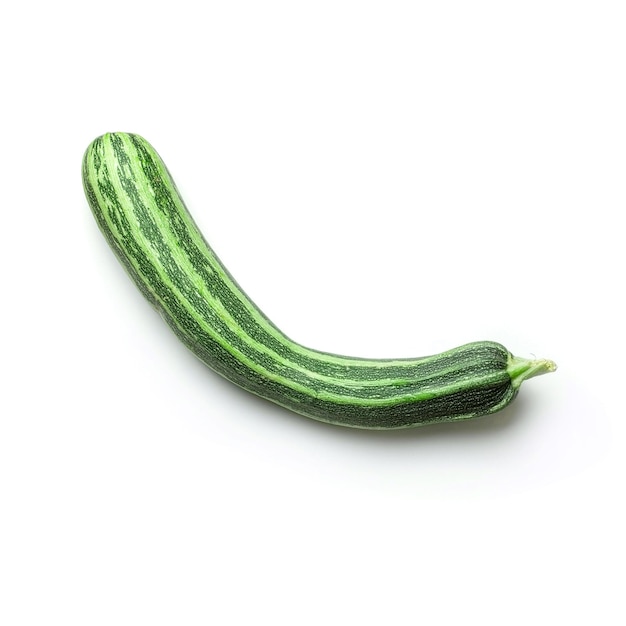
1,1,624,624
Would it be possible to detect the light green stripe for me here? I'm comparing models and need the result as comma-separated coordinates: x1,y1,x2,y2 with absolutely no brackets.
115,135,467,387
88,136,505,405
135,134,481,379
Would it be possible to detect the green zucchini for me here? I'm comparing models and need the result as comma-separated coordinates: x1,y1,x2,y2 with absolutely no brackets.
82,132,555,429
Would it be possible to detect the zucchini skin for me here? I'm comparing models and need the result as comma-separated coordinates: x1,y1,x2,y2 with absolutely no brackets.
82,132,554,429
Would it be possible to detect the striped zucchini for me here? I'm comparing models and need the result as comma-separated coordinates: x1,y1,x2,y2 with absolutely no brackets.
82,132,555,429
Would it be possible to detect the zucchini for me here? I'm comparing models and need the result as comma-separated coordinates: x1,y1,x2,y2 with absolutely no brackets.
82,132,555,429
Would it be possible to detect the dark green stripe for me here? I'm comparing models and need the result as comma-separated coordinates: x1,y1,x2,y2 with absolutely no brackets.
83,132,518,426
124,133,511,384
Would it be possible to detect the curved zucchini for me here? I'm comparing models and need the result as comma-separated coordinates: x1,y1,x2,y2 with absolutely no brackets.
82,132,555,429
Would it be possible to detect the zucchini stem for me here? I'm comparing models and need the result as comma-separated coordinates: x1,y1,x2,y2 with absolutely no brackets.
507,355,557,390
